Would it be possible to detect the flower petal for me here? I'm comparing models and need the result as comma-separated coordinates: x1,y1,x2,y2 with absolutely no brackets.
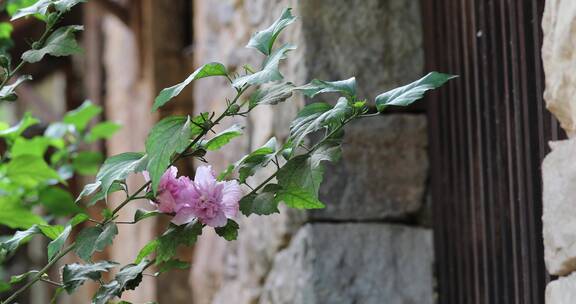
203,211,228,227
171,207,196,226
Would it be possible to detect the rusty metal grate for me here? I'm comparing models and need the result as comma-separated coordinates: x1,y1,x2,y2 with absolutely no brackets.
422,0,563,303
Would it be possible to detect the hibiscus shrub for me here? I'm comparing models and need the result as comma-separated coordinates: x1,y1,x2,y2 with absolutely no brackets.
0,3,456,304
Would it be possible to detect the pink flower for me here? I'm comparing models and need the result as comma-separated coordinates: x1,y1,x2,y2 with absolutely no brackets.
172,165,242,227
146,166,190,214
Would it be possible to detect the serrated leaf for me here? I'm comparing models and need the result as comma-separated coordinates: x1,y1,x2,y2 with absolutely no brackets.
276,188,325,209
247,8,296,55
6,155,60,187
233,43,296,89
249,82,294,110
203,124,243,151
214,219,239,241
375,72,457,111
153,63,227,111
62,261,117,294
156,222,203,264
236,137,276,182
0,75,32,102
296,77,357,98
145,116,192,193
46,213,87,260
47,224,70,261
83,182,125,206
0,225,41,254
135,239,159,264
277,154,324,197
74,223,118,261
11,0,86,20
289,98,352,149
22,25,84,63
133,209,160,223
92,260,148,304
63,100,101,132
239,185,280,216
93,152,147,196
85,121,121,143
0,112,39,140
156,259,191,275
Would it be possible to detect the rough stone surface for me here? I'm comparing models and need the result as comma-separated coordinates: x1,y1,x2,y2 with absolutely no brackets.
313,114,428,221
542,138,576,275
546,272,576,304
260,223,434,304
542,0,576,137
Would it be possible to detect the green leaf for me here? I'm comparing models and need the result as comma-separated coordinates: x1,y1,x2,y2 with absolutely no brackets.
62,261,117,294
236,137,277,182
249,82,294,110
63,100,101,132
84,182,125,206
46,214,87,260
22,25,84,63
72,151,104,176
233,43,296,89
214,219,239,241
0,75,31,102
135,239,158,264
94,152,147,196
239,184,281,216
92,260,148,304
11,0,86,20
277,154,324,197
0,22,13,39
38,224,64,240
276,188,325,209
0,197,46,229
11,136,63,157
0,225,41,254
203,124,243,151
296,77,357,99
44,122,73,138
6,0,37,17
156,222,203,264
156,259,190,275
0,112,39,140
375,72,457,111
247,8,296,55
47,224,70,260
10,270,39,284
6,155,60,187
133,209,160,223
74,223,118,261
153,63,227,111
39,187,84,216
76,181,101,203
289,98,352,149
145,116,191,192
85,121,121,143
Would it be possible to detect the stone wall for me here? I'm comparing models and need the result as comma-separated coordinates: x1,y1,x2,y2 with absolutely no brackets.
190,1,433,303
542,0,576,303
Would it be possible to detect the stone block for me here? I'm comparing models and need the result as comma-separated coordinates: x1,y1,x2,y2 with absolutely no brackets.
543,138,576,275
546,272,576,304
260,223,434,304
542,0,576,137
312,114,429,221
